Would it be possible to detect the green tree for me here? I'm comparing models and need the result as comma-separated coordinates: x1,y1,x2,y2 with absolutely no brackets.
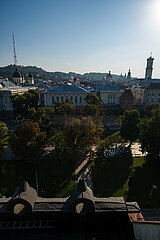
29,107,54,132
120,110,140,143
11,89,39,116
10,121,46,161
139,109,160,159
84,93,101,105
146,103,160,116
54,99,75,115
64,116,103,152
48,129,68,154
84,104,104,116
0,122,9,157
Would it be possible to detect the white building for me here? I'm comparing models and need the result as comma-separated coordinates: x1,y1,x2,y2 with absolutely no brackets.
93,85,123,105
132,82,160,108
143,82,160,108
0,86,36,112
39,85,90,107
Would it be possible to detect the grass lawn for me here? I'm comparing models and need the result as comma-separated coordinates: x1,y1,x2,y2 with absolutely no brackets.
0,157,75,198
92,156,160,209
103,131,125,143
102,129,118,140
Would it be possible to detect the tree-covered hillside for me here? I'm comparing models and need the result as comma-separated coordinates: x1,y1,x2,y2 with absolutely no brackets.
0,64,126,81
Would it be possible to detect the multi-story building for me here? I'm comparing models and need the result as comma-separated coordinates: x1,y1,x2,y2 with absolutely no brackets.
119,89,135,110
131,86,144,106
93,85,122,106
0,86,36,119
39,85,90,107
143,82,160,108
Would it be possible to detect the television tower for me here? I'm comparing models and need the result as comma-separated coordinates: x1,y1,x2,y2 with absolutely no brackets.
12,33,17,66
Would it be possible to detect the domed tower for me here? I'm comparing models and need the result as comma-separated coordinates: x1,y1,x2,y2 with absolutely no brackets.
127,69,131,79
106,71,112,82
12,68,23,85
26,73,34,85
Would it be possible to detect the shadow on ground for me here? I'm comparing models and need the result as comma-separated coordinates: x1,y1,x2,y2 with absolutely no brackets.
92,157,133,197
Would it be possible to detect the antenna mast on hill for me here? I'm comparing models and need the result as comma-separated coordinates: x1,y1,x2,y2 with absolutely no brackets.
12,33,17,66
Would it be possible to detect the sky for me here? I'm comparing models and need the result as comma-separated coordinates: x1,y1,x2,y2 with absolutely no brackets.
1,0,160,77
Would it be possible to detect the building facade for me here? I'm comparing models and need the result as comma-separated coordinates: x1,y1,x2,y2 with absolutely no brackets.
119,89,135,110
39,85,90,107
93,85,122,106
0,87,36,112
143,83,160,108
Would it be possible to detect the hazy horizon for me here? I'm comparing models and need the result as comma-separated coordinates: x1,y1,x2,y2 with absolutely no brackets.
1,0,160,78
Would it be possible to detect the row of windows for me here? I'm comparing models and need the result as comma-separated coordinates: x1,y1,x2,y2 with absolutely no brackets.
108,95,115,99
147,92,160,96
52,95,83,104
147,98,160,103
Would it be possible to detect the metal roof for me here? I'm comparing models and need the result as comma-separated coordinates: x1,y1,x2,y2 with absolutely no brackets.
145,82,160,90
46,85,89,93
94,84,121,91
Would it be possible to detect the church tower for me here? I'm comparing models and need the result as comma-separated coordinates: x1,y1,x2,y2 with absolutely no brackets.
106,71,112,82
145,55,154,79
26,73,34,85
127,69,131,79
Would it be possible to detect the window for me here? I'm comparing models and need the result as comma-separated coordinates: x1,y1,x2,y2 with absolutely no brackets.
52,96,54,104
61,96,63,101
80,96,82,104
71,96,73,101
75,96,77,103
152,93,154,96
148,93,150,96
56,96,59,101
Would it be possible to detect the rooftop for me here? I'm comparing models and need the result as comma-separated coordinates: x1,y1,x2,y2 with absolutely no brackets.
145,82,160,90
94,84,121,91
46,85,89,93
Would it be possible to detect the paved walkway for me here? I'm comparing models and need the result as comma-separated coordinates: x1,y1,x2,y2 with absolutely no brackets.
75,152,93,190
110,142,146,157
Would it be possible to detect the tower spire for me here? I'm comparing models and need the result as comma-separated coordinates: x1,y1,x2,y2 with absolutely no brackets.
12,33,17,66
145,54,154,79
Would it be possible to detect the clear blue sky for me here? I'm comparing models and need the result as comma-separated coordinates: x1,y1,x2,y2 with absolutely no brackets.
1,0,160,77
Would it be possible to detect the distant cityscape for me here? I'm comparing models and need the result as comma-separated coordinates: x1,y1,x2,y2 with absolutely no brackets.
0,55,159,120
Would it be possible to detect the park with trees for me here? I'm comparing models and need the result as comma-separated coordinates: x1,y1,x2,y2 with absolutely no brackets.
1,93,160,207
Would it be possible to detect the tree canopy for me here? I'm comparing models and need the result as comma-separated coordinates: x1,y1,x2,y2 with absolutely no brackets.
139,108,160,159
0,122,9,158
146,103,160,117
29,107,55,132
11,89,39,116
84,93,101,105
63,116,103,152
10,121,46,161
54,99,75,116
120,110,140,142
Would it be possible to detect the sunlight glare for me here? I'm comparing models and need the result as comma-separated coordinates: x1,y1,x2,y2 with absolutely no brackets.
149,0,160,30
